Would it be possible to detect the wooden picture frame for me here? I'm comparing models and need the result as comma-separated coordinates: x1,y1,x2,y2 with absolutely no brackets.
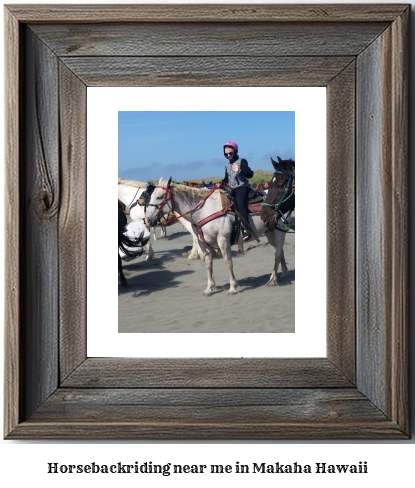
4,4,409,439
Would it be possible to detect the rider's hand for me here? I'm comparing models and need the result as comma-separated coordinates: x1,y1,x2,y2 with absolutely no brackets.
232,163,239,173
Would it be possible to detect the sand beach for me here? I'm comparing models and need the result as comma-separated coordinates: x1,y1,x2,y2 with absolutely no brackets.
118,223,295,333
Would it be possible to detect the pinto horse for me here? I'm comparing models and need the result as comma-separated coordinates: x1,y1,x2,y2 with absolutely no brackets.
118,179,164,250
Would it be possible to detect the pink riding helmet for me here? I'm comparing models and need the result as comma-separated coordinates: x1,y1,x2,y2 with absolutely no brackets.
223,141,238,153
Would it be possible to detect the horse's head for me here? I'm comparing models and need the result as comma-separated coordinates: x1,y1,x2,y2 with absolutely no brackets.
141,182,156,207
260,157,295,228
145,177,173,227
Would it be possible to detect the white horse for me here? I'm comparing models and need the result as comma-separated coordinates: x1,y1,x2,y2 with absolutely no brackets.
118,179,204,260
118,181,155,260
146,177,288,296
118,179,166,240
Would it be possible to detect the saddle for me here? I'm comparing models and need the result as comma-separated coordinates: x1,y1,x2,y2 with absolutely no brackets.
217,189,265,215
216,189,264,245
247,188,265,205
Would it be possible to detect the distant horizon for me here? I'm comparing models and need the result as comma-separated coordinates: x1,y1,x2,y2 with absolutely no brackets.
118,111,295,183
136,167,277,185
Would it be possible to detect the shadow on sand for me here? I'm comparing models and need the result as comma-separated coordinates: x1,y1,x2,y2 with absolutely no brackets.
236,269,296,291
118,266,195,297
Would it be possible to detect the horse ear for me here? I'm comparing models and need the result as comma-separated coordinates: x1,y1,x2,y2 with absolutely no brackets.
167,176,172,187
277,156,283,164
270,157,279,171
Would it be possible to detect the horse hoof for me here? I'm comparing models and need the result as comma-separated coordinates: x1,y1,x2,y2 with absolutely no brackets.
228,290,238,295
266,281,276,286
204,287,216,296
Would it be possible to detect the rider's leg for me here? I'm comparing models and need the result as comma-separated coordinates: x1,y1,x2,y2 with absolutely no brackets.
234,187,251,241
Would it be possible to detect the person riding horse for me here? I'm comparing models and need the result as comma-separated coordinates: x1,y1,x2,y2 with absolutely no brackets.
220,141,254,242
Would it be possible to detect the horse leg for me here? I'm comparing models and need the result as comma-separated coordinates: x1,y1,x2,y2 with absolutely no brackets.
188,234,204,260
151,226,157,240
188,234,199,260
195,239,215,296
118,254,127,287
202,251,216,296
145,240,154,261
280,250,288,278
265,229,286,286
217,235,238,294
160,226,167,238
176,218,202,260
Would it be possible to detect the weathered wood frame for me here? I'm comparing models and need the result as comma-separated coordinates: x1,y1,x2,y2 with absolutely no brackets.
4,4,409,439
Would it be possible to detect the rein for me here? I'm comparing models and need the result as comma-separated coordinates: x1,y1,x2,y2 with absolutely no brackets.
149,183,227,251
152,184,219,226
262,170,295,233
125,187,141,211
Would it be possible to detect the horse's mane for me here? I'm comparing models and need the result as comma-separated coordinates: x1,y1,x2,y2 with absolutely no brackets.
172,182,212,199
118,178,147,188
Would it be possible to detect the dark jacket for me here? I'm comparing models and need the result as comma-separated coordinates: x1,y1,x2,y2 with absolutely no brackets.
223,157,254,189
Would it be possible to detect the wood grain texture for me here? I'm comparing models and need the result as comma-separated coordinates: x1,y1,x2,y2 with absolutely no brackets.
31,22,388,57
21,28,60,420
61,56,354,87
31,389,386,423
389,6,409,435
4,6,21,438
326,62,356,382
6,4,409,23
7,421,406,441
4,4,410,440
356,8,409,424
58,63,87,381
357,32,390,414
62,358,353,389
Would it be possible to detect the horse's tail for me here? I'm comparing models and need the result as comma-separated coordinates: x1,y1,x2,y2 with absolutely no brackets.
118,232,145,258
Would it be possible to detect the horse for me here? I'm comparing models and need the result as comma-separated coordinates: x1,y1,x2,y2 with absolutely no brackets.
259,157,295,285
119,179,205,260
118,179,166,244
146,177,290,295
260,157,295,230
118,202,146,287
182,180,201,188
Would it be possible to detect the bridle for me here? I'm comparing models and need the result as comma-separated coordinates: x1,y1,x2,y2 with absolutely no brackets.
262,169,295,233
147,184,175,223
148,182,220,228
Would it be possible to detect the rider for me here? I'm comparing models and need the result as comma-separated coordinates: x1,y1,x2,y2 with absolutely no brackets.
221,141,254,242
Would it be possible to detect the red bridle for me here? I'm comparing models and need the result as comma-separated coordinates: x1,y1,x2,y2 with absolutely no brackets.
150,183,220,226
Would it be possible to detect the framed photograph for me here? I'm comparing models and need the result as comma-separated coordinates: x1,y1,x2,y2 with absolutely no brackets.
92,87,323,357
4,4,409,439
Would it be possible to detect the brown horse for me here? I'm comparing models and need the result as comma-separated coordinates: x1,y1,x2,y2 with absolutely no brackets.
182,181,202,188
260,157,295,231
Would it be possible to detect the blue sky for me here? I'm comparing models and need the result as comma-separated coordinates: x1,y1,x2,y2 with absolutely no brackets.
118,111,295,182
